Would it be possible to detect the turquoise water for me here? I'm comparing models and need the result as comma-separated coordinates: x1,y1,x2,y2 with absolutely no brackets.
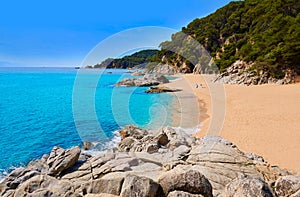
0,67,173,176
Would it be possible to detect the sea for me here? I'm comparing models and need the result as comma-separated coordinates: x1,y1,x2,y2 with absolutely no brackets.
0,67,175,178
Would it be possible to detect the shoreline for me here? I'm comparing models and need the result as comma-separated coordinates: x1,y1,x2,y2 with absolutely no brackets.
164,74,212,137
179,74,300,172
164,75,201,134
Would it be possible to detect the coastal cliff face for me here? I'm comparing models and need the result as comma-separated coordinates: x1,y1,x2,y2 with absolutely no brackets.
1,125,300,197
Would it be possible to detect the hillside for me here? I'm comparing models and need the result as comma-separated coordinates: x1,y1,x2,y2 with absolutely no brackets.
156,0,300,82
93,49,158,69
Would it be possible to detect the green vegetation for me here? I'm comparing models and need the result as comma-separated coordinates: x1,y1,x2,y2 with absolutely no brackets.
94,49,158,68
157,0,300,77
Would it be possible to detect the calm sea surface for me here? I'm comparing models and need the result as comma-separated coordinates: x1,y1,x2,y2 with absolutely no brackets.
0,67,174,176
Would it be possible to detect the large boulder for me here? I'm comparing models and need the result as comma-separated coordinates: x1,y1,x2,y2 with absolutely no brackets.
274,175,300,196
158,167,213,197
47,146,81,176
117,126,194,154
119,125,148,140
83,172,125,195
224,175,274,197
14,175,76,196
163,127,195,150
186,136,266,196
120,174,160,197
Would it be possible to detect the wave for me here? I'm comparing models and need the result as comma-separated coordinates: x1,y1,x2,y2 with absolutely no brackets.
82,129,121,156
171,123,202,135
0,165,23,183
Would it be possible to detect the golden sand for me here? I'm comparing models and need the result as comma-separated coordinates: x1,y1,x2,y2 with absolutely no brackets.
175,74,300,172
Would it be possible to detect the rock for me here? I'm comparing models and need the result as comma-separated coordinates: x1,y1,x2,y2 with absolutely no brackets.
84,172,125,195
275,175,300,196
145,86,178,93
115,74,169,87
131,71,145,76
193,63,203,74
82,141,94,150
155,132,169,146
119,125,148,140
186,136,265,196
147,63,177,75
168,191,204,197
163,127,195,150
47,146,81,176
291,190,300,197
85,194,118,197
225,174,274,197
120,174,160,197
2,125,298,197
118,137,136,151
158,167,213,197
214,60,295,85
92,156,139,179
14,175,74,196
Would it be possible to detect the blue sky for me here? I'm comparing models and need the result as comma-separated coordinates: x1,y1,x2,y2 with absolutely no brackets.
0,0,232,67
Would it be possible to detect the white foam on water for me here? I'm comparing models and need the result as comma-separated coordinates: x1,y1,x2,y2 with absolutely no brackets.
82,129,121,156
171,123,202,135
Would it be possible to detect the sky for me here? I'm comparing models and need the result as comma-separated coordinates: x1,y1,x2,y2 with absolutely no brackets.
0,0,232,67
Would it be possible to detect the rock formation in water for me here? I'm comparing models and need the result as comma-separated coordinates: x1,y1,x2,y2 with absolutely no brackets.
115,74,169,87
1,125,300,196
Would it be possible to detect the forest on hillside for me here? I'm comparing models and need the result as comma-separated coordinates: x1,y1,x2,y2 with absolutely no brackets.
156,0,300,77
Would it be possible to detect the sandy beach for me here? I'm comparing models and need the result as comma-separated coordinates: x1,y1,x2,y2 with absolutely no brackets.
170,74,300,172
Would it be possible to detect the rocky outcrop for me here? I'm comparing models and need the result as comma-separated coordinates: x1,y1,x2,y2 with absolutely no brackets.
47,146,81,176
214,60,295,85
131,70,145,76
0,125,298,197
193,63,204,74
145,86,180,93
115,74,169,87
158,168,213,197
120,174,160,197
274,175,300,196
148,63,177,75
224,175,274,196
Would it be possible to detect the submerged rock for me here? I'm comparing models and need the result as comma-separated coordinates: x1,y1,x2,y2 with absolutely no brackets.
145,86,180,93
